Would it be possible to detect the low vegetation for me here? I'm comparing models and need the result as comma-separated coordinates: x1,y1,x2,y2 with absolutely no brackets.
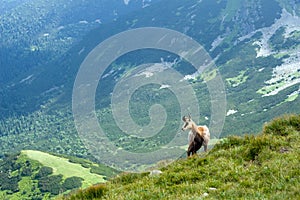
0,150,118,199
24,150,106,188
63,114,300,200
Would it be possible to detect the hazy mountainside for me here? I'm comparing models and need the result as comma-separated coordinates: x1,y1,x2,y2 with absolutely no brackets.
0,0,159,85
64,114,300,200
0,0,300,168
0,150,119,199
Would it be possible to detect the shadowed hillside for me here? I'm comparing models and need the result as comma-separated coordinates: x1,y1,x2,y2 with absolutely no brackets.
62,114,300,200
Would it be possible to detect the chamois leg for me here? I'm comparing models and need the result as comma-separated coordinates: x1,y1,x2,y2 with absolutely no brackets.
187,142,194,157
187,134,204,157
204,145,208,152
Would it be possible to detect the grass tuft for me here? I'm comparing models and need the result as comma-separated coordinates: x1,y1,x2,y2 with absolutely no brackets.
263,114,300,136
62,184,107,200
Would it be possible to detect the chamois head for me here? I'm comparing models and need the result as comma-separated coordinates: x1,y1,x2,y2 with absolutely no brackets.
181,114,193,131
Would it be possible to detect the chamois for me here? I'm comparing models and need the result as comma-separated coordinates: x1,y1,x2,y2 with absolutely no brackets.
182,115,210,156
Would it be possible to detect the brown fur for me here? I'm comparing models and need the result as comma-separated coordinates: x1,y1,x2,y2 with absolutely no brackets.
187,132,204,157
197,126,205,137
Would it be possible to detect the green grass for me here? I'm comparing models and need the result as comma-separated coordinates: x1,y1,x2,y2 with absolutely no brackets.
221,0,242,22
257,80,286,95
226,70,248,87
292,71,300,78
9,177,35,200
23,150,106,188
273,52,289,59
279,92,299,106
286,93,299,102
201,68,217,82
63,114,300,200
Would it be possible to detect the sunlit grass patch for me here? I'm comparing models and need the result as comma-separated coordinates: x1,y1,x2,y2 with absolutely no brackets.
226,70,248,87
23,150,105,188
257,80,286,95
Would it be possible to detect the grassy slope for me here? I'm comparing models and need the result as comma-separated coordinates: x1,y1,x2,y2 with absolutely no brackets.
63,114,300,200
23,150,106,188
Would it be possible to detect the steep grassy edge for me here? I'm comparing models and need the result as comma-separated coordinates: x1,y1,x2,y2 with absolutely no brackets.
62,114,300,200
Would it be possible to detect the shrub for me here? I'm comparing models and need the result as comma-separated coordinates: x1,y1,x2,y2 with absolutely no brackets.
242,135,270,161
65,184,107,200
21,166,32,176
38,175,63,195
62,176,83,191
263,114,300,136
90,165,119,179
34,166,53,179
68,157,92,166
213,136,245,150
0,175,20,192
288,114,300,131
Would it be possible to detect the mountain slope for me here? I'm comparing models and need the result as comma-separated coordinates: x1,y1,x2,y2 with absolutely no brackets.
63,114,300,200
0,0,160,85
0,150,119,199
0,0,300,169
